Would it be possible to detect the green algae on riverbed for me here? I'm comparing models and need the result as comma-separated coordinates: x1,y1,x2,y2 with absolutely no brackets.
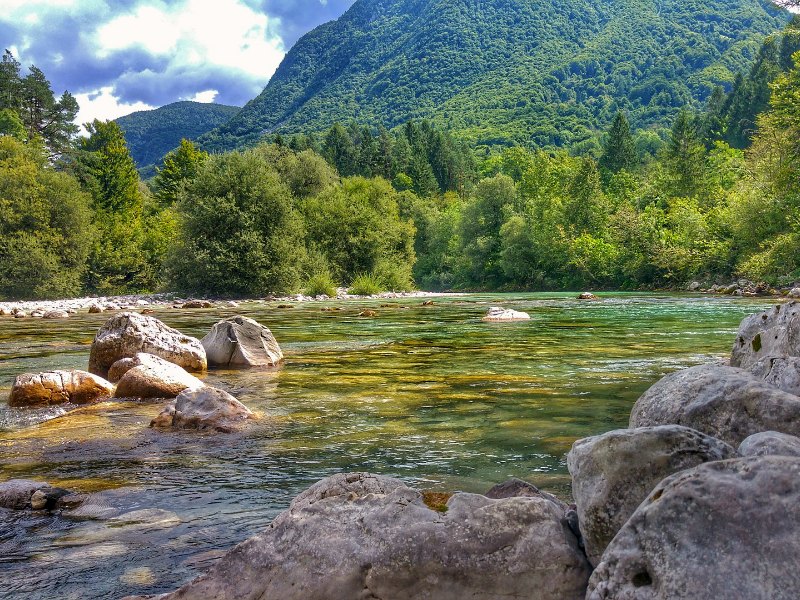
0,292,780,599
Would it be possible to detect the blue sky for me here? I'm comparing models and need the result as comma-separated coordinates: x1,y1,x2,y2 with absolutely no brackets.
1,0,355,124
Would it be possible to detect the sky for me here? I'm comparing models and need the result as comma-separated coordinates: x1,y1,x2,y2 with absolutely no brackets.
1,0,355,125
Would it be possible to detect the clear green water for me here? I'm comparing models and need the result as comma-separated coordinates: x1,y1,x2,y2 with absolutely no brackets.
0,293,776,599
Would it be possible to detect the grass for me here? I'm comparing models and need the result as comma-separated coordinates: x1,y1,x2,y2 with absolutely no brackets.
348,272,384,296
304,272,338,298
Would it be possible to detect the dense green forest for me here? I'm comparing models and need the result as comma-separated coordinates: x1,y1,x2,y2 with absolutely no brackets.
198,0,787,153
1,13,799,300
115,101,240,175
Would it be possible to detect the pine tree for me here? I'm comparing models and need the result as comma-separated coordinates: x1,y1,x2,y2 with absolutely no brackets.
153,139,209,206
599,111,637,175
666,109,707,198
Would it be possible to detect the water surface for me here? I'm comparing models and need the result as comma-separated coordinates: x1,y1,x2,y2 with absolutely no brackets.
0,293,776,598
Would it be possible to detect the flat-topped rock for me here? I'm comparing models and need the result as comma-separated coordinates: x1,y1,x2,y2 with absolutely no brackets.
9,370,114,407
201,316,283,368
88,312,206,377
151,386,254,433
629,364,800,445
147,472,591,600
482,306,531,321
568,425,736,565
731,301,800,369
114,354,204,399
587,456,800,600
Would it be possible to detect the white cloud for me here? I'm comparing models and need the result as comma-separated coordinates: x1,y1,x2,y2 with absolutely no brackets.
186,89,219,103
74,86,155,128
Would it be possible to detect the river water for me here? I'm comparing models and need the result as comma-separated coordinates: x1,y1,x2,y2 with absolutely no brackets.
0,293,776,598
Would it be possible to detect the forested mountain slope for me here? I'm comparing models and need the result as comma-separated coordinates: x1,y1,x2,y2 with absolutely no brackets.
116,101,239,169
199,0,788,151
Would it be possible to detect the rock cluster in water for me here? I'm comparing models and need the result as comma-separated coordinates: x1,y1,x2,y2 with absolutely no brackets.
482,306,531,321
134,301,800,600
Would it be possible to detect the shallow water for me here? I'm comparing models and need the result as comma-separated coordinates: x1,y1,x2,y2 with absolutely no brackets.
0,292,777,598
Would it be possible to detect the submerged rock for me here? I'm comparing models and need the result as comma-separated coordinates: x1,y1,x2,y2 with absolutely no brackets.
88,312,206,377
731,301,800,369
201,316,283,368
738,431,800,458
749,355,800,396
577,292,599,300
482,306,531,321
567,425,736,565
149,472,591,600
587,456,800,600
114,355,204,399
42,309,69,319
0,479,71,510
9,370,114,407
629,364,800,445
151,386,254,433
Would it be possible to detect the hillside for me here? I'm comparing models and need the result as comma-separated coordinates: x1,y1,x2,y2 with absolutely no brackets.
116,101,240,170
198,0,788,152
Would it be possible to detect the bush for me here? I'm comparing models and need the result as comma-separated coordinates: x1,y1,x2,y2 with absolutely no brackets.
304,272,338,297
348,272,384,296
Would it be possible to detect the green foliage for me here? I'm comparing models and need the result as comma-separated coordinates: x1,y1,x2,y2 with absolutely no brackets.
599,112,637,176
304,271,339,297
0,136,94,299
153,139,209,206
197,0,788,153
115,101,239,171
348,272,384,296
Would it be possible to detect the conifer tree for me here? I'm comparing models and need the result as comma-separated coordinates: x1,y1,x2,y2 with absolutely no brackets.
599,111,637,175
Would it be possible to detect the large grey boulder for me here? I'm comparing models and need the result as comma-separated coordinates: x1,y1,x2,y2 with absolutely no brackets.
88,312,206,377
201,316,283,367
739,431,800,458
114,354,204,399
9,370,114,407
731,301,800,369
0,480,53,509
147,472,591,600
151,386,254,433
587,456,800,600
629,364,800,445
568,425,736,566
749,355,800,396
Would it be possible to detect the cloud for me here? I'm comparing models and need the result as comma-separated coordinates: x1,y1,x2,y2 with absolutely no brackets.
0,0,352,124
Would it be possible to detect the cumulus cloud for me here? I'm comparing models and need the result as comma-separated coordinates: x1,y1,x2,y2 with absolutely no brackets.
0,0,354,124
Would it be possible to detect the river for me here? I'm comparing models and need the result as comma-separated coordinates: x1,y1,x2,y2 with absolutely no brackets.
0,292,777,598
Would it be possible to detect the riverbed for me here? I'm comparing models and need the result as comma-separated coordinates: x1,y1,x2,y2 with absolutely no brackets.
0,292,778,599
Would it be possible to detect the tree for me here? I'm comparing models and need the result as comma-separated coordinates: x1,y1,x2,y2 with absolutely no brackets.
153,139,208,206
599,112,637,175
665,109,707,198
19,65,78,156
323,123,357,177
0,50,22,112
0,136,94,299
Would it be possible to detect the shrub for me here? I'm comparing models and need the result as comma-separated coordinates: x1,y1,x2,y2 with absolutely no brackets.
348,272,384,296
304,272,338,297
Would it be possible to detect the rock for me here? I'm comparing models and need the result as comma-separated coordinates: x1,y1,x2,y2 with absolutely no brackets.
789,287,800,299
152,386,254,433
42,309,69,319
0,308,11,316
738,431,800,458
30,310,44,317
114,356,204,399
182,300,213,309
567,425,736,565
422,300,435,306
485,478,567,509
358,309,378,317
9,370,114,407
587,456,800,600
731,301,800,369
201,316,283,368
13,311,26,318
87,303,104,314
482,306,531,321
687,281,701,291
629,364,800,445
30,487,71,510
88,312,207,377
749,355,800,396
0,479,52,509
577,292,599,300
150,472,591,600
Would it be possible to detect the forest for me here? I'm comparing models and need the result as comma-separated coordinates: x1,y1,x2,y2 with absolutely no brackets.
0,17,799,300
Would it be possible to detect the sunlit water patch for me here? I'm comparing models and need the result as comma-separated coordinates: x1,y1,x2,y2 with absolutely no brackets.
0,292,778,598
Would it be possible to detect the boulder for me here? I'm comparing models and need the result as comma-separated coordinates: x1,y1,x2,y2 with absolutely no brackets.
147,472,591,600
749,355,800,396
587,456,800,600
0,479,53,509
730,301,800,369
151,386,254,433
114,356,204,399
482,306,531,321
88,312,206,377
577,292,599,300
789,287,800,299
13,311,26,318
42,309,69,319
629,364,800,445
738,431,800,458
182,300,213,309
201,316,283,368
567,425,736,565
485,478,566,509
9,370,114,407
87,303,104,314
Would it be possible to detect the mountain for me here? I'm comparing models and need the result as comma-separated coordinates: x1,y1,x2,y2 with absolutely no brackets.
199,0,788,152
116,101,240,170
